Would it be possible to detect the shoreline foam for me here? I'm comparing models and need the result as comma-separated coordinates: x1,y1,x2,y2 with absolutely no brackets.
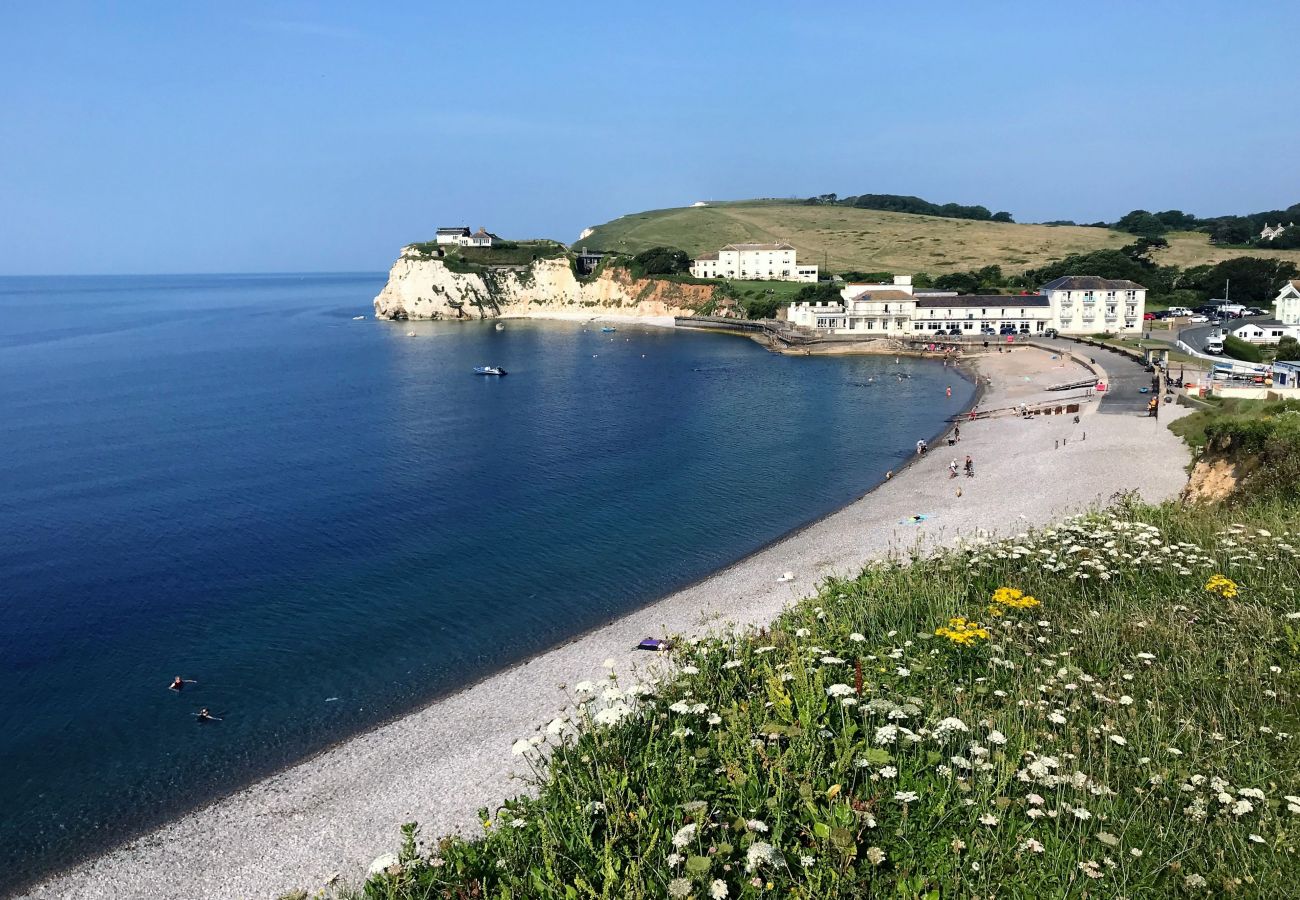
22,347,1190,900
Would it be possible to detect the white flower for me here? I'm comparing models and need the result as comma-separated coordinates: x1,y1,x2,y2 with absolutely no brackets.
707,713,722,725
710,879,729,899
1184,873,1207,889
672,823,696,848
866,846,886,866
1073,807,1093,821
874,724,899,745
1109,734,1128,746
1019,837,1045,853
849,632,865,642
745,841,779,872
979,813,999,826
681,665,700,675
668,878,692,898
800,854,815,867
1232,798,1254,816
896,666,911,677
722,659,743,670
511,817,527,829
574,680,595,695
795,628,811,638
1048,712,1067,725
1249,833,1265,844
1239,787,1266,800
593,701,631,726
602,657,616,669
1027,793,1044,806
1130,848,1143,858
879,766,898,778
821,656,845,665
827,683,855,697
546,717,568,736
746,819,768,833
894,790,920,803
986,730,1007,746
511,739,533,756
933,717,969,738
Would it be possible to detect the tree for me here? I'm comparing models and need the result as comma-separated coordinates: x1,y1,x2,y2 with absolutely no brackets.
1268,227,1300,250
1193,257,1299,303
991,211,1014,223
1026,250,1153,288
933,272,981,294
1275,337,1300,362
629,247,690,276
1206,218,1254,245
1154,210,1199,231
1115,209,1167,238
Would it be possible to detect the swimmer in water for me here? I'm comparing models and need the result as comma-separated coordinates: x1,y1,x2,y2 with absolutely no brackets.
169,676,196,692
195,708,221,722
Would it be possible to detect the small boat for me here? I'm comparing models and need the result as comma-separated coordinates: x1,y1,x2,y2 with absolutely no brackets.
495,322,505,331
406,331,417,337
474,365,507,376
352,315,366,320
600,326,617,333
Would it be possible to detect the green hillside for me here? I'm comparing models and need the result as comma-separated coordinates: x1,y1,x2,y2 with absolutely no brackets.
575,201,1300,276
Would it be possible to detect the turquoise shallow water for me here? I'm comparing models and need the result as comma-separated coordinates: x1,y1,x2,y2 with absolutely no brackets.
0,273,972,891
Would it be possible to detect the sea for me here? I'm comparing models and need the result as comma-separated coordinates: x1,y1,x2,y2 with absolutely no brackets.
0,273,973,892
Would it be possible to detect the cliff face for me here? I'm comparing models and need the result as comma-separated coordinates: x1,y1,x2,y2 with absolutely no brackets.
372,252,715,321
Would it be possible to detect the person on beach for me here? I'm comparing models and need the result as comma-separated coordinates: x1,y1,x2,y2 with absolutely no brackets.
946,385,952,398
916,439,928,456
195,708,221,723
948,459,959,478
169,676,196,692
954,424,960,441
964,455,975,477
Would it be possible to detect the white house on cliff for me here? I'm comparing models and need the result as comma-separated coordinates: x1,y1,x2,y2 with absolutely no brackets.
435,227,495,248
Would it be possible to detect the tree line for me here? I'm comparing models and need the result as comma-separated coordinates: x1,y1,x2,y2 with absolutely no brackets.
804,192,1014,223
1112,203,1300,248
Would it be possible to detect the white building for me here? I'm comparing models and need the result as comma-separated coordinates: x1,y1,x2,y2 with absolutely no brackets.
1260,222,1294,241
787,274,1146,337
690,242,818,282
1039,276,1146,334
1275,279,1300,326
434,226,495,248
1229,320,1300,345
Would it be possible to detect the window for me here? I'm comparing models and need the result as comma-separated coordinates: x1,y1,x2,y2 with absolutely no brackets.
1125,290,1136,301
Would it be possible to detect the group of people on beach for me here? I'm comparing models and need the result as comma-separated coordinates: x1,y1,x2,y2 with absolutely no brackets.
169,676,220,723
948,456,975,478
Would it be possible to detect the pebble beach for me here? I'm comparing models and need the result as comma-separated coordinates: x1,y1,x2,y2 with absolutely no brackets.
23,345,1194,900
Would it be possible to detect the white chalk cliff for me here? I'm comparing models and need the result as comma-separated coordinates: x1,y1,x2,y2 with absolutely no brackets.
372,250,714,321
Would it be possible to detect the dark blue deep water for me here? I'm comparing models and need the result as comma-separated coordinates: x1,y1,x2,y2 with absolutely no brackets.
0,273,972,890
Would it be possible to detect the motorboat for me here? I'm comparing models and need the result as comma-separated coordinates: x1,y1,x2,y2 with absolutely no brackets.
352,315,366,320
474,365,507,376
600,326,617,333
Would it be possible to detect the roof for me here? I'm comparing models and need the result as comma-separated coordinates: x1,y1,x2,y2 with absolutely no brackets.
916,294,1050,309
472,227,493,238
1039,276,1146,291
720,242,796,252
1287,279,1300,292
693,251,720,261
847,290,915,302
437,226,470,235
1230,319,1286,331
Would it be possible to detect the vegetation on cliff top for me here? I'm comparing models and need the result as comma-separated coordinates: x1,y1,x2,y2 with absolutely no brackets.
353,484,1300,898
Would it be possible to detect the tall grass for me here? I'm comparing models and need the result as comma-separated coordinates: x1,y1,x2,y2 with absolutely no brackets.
358,497,1300,898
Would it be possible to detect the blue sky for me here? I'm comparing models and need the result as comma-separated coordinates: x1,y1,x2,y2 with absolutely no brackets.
2,1,1297,274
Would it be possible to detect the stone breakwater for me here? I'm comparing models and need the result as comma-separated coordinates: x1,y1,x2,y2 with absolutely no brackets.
372,253,716,321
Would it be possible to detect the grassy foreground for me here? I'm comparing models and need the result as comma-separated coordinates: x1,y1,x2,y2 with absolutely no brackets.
350,496,1300,899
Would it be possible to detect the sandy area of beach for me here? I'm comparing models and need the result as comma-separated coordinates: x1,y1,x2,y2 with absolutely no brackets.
23,346,1192,900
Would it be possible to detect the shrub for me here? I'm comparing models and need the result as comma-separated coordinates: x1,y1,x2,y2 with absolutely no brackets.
1223,335,1264,363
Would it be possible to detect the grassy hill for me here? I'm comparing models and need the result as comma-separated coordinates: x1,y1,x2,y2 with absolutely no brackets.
576,201,1300,276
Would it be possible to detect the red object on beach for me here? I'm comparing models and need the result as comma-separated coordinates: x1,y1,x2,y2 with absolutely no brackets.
1096,381,1107,392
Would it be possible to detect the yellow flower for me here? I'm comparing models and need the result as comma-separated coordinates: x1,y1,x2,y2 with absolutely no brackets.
990,586,1041,609
1204,574,1239,598
936,618,990,646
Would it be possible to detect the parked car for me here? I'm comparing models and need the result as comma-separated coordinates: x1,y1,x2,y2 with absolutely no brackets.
980,326,997,335
1143,312,1157,320
1044,328,1059,338
1189,314,1209,323
998,325,1017,335
1245,307,1267,317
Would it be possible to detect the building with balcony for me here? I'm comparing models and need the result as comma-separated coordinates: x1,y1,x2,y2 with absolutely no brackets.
690,242,818,282
1275,280,1300,326
1039,276,1146,334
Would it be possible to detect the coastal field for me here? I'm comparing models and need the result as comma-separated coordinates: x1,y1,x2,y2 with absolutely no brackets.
576,201,1300,276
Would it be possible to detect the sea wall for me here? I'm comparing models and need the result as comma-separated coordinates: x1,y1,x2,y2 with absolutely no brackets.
372,252,715,320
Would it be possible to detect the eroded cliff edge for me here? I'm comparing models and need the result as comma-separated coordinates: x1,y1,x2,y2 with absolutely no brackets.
372,250,716,321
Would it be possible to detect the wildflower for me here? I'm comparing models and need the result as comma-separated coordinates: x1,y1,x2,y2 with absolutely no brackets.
1285,795,1300,814
681,665,700,675
896,666,911,677
668,878,692,898
672,824,697,848
1232,798,1254,816
709,880,729,899
1204,574,1239,598
1019,838,1045,853
849,632,865,642
722,660,743,670
978,813,999,826
1249,834,1265,844
894,790,920,803
800,855,815,867
746,819,768,833
795,628,811,638
1118,695,1134,706
1184,873,1207,889
574,680,595,694
585,801,605,814
744,841,778,873
986,729,1007,746
545,717,568,736
879,766,897,778
1096,832,1119,847
1048,712,1067,725
933,716,969,738
1026,793,1044,806
935,616,991,646
510,818,526,829
1109,734,1128,747
1073,807,1093,821
950,838,966,853
602,657,616,669
1078,860,1103,880
1130,848,1143,858
826,683,855,697
865,846,886,866
1239,787,1266,800
594,702,632,726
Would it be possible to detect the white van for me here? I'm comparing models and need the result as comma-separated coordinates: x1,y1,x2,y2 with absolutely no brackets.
1166,306,1193,317
1217,303,1246,317
1205,335,1224,354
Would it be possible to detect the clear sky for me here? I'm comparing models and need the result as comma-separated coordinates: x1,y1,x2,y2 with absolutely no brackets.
2,1,1298,274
